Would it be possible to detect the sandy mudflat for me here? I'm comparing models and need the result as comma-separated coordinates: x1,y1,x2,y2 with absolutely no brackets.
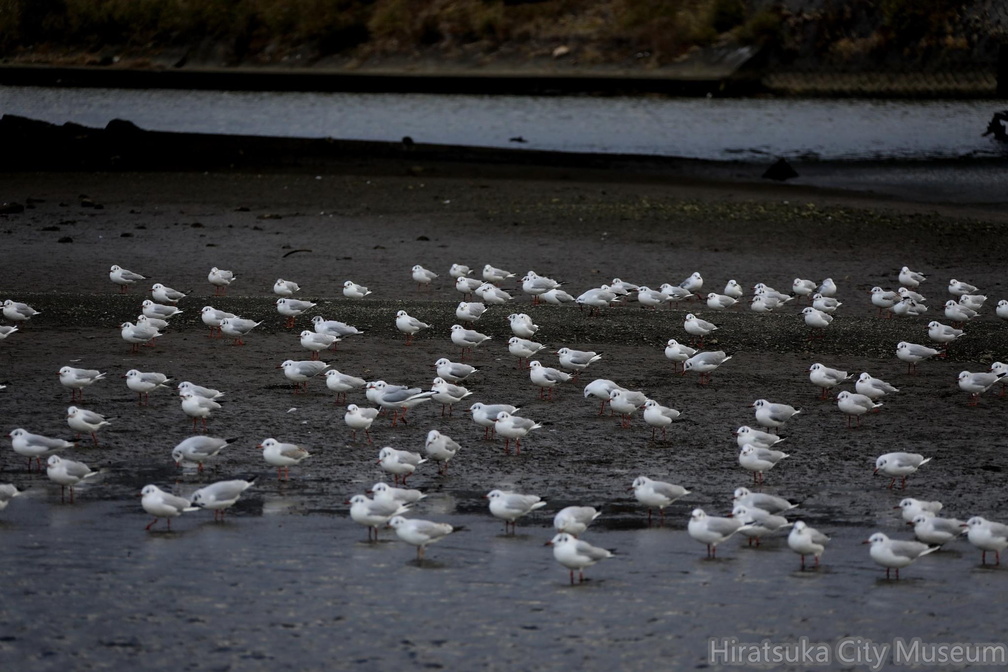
0,165,1007,670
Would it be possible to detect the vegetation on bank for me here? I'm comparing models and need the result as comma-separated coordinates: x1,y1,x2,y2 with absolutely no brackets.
0,0,999,71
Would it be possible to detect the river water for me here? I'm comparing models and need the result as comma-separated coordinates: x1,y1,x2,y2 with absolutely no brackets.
1,85,1006,162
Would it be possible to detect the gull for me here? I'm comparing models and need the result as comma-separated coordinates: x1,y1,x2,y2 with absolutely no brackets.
494,411,541,454
342,280,371,299
608,388,644,428
723,279,744,299
837,391,882,427
347,494,410,542
9,428,75,471
529,360,572,401
124,369,171,405
682,350,731,385
300,330,339,360
311,315,364,340
46,455,97,503
200,306,236,338
434,357,480,383
180,393,220,431
553,506,601,537
388,516,454,562
788,521,830,569
733,425,786,450
141,484,198,531
412,264,438,290
0,484,22,511
890,298,927,318
259,438,311,481
450,324,491,359
739,444,789,485
688,508,748,558
732,504,793,546
944,299,977,325
817,277,838,297
276,298,316,329
455,301,487,323
508,336,547,369
172,435,234,471
751,399,800,432
856,372,899,400
120,320,161,352
151,282,187,304
948,278,978,297
896,341,940,374
750,295,785,313
369,482,426,506
430,377,472,416
344,404,380,443
576,286,617,315
733,487,797,514
424,430,461,473
896,497,944,523
630,476,690,525
208,267,236,295
965,516,1008,565
450,263,473,279
664,339,697,373
683,313,717,347
642,399,681,441
610,278,640,299
540,287,575,305
136,314,168,333
486,489,547,534
706,292,738,311
809,363,852,399
874,452,931,489
178,381,224,400
792,278,817,299
959,294,987,312
898,286,927,303
864,532,939,580
507,312,539,338
0,325,18,340
324,370,366,404
899,265,926,288
142,299,183,320
455,277,483,300
659,283,694,303
482,264,515,284
583,378,621,415
521,271,561,304
958,370,1005,405
812,293,842,314
279,359,329,393
680,271,703,295
997,299,1008,320
469,402,520,440
219,317,262,346
369,382,434,425
109,264,146,293
59,366,105,401
395,310,430,345
556,347,602,377
546,533,613,585
67,405,111,446
377,446,426,485
637,286,671,309
273,278,300,297
753,283,793,305
802,306,832,338
911,512,967,546
191,478,255,521
476,282,514,305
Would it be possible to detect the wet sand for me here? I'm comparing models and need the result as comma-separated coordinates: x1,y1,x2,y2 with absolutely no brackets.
1,167,1007,670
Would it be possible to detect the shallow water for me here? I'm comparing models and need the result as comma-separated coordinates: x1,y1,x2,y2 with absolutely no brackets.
1,85,1006,161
